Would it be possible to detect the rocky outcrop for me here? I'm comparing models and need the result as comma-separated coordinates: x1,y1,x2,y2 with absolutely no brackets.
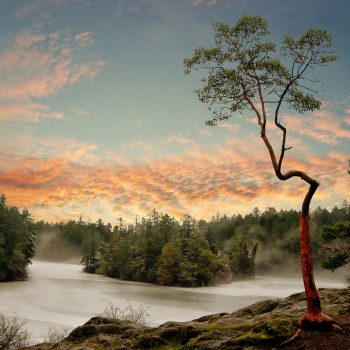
22,288,350,350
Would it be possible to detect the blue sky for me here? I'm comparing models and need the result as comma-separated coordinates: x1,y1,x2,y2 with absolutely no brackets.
0,0,349,223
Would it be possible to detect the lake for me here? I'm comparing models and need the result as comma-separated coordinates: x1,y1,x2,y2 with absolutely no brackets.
0,260,346,343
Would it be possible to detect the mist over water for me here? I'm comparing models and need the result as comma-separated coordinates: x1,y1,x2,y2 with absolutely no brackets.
0,261,346,343
34,232,81,263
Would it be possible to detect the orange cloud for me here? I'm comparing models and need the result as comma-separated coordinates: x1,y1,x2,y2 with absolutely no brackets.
1,136,347,224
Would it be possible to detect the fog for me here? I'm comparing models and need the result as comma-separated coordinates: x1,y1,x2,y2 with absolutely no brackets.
0,261,345,343
35,232,81,263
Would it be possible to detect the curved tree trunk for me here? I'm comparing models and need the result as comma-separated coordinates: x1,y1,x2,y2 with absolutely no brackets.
298,182,337,328
259,129,338,328
246,89,338,328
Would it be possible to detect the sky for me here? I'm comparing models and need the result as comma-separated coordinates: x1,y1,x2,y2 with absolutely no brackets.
0,0,349,224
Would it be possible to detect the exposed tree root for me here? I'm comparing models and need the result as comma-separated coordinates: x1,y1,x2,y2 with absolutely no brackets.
275,314,342,349
276,328,302,348
298,312,340,330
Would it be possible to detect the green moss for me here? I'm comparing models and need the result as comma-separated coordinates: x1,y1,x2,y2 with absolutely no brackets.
196,320,254,332
131,333,166,348
159,345,185,350
187,314,298,348
186,320,254,347
230,314,298,346
230,330,272,345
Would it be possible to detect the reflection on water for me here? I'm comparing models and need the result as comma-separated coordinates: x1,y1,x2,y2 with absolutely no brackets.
0,260,345,342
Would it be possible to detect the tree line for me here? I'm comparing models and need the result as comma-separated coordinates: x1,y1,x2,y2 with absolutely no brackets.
36,200,350,286
0,193,348,285
37,212,255,287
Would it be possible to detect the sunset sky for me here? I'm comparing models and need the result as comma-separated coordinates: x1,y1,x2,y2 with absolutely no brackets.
0,0,349,224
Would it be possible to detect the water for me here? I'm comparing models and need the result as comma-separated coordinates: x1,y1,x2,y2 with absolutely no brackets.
0,260,346,343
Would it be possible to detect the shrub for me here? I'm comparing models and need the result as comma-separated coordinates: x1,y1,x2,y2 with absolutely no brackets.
0,314,30,350
100,300,150,324
43,326,70,344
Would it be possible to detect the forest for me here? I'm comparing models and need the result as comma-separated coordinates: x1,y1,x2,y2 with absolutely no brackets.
0,191,349,285
34,200,350,287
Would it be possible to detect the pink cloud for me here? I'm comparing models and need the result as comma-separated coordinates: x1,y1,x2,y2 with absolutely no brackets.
0,103,65,122
0,31,104,102
0,103,47,122
283,107,350,145
49,112,65,119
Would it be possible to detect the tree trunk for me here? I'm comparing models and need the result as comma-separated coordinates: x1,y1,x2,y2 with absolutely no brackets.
299,213,321,315
298,183,336,328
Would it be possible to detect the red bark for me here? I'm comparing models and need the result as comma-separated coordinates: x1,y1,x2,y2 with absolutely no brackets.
299,213,321,315
298,212,338,328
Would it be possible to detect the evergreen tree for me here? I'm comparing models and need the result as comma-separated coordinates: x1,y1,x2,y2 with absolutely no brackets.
81,230,100,273
157,238,182,285
228,233,258,278
320,221,350,271
0,195,36,281
157,215,220,287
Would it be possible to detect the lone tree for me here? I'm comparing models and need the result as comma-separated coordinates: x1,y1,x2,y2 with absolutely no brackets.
184,15,338,329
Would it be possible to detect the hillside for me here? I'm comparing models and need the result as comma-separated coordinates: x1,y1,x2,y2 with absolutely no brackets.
21,288,350,350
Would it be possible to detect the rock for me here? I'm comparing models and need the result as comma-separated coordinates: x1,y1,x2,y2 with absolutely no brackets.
68,317,145,340
20,288,350,350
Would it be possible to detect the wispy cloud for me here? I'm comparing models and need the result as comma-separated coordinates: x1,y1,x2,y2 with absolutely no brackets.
283,106,350,145
0,30,104,101
71,107,91,117
115,0,148,17
0,30,104,121
13,0,92,19
75,31,94,46
198,128,212,136
164,135,194,145
0,103,65,122
122,141,154,152
218,123,240,132
191,0,219,7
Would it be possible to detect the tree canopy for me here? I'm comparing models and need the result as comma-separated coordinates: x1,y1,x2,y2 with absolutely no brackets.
184,15,336,127
0,195,36,281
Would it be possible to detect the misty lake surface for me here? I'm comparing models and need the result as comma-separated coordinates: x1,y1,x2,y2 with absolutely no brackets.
0,260,346,342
